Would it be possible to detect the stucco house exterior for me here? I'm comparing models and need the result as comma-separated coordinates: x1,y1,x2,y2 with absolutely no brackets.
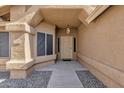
0,5,124,87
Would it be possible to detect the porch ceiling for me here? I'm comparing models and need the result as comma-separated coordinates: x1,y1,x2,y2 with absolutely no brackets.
41,8,82,28
39,5,97,28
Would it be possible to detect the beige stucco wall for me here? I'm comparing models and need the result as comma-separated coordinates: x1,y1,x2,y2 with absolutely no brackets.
77,6,124,87
56,28,77,60
10,5,26,21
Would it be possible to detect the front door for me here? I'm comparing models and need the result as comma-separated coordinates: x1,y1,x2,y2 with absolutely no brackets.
60,36,73,60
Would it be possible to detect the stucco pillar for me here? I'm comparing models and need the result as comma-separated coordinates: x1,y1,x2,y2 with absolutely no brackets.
6,23,35,79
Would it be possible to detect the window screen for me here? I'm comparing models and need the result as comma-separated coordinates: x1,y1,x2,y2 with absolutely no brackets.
0,32,9,57
47,34,53,55
37,32,45,56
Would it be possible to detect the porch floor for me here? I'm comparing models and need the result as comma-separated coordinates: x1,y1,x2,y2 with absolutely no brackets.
36,61,88,88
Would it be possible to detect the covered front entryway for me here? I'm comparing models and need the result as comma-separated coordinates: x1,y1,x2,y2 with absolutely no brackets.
1,5,121,87
56,28,77,60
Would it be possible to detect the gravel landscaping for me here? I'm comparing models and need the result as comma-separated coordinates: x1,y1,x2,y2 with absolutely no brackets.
76,71,107,88
0,71,52,88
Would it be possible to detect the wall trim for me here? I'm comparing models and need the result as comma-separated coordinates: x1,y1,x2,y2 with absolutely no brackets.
85,5,110,24
77,53,124,87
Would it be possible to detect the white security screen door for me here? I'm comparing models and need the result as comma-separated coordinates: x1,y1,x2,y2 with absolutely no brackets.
60,36,73,59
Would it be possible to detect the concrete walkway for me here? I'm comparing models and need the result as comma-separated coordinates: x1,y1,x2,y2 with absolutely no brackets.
35,61,88,88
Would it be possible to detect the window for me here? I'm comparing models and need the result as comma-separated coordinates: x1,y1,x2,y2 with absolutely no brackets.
0,32,9,57
47,34,53,55
37,32,53,56
37,32,45,56
73,37,76,52
57,38,60,52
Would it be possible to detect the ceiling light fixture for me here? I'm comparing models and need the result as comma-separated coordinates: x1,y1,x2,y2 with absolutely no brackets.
66,25,71,34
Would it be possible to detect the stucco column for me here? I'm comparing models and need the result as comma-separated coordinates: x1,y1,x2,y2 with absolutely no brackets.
6,23,35,79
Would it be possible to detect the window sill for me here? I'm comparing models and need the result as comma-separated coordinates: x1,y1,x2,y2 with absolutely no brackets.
35,54,56,63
